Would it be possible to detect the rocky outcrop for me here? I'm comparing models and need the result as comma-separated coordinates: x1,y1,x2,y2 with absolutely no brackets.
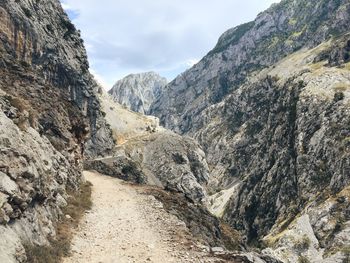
0,0,114,261
150,0,350,261
91,92,210,204
0,90,82,263
84,156,147,184
109,72,167,114
262,186,350,262
0,0,114,158
114,131,210,203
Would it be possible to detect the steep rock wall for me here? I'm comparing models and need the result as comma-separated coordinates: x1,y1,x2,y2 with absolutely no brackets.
0,0,114,158
150,0,350,261
0,0,114,261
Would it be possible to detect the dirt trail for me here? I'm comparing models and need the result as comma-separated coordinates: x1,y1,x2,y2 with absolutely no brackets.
63,171,220,263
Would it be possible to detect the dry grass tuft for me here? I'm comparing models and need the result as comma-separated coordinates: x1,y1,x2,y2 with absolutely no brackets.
219,222,242,251
298,255,311,263
6,96,28,112
24,181,92,263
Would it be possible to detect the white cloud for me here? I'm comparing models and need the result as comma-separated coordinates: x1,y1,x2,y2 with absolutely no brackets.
90,68,111,91
61,2,71,10
60,0,280,88
186,59,199,67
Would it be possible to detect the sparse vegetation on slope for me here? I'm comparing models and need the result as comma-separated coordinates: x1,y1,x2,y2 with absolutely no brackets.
24,181,92,263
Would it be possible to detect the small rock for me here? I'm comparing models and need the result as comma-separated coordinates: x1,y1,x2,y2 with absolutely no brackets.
0,208,10,224
211,247,224,253
56,193,67,208
65,214,72,220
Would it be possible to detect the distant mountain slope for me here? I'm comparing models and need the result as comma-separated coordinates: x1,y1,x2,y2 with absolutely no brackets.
150,0,350,262
151,0,349,134
109,72,167,114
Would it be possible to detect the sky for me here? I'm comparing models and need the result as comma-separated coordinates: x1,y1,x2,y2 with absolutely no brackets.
60,0,280,89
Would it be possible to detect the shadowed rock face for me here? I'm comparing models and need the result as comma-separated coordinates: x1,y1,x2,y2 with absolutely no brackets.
109,72,167,114
0,0,114,261
0,0,114,158
150,0,350,261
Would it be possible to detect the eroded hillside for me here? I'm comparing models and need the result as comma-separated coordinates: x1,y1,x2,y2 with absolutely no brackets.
1,0,349,262
150,0,350,262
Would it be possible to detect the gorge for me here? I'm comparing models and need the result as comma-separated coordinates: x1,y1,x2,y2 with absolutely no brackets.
0,0,349,262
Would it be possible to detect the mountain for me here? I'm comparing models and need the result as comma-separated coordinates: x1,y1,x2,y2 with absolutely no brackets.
1,0,350,262
152,0,350,134
90,90,210,203
0,0,114,261
109,72,167,114
151,0,350,261
0,0,270,261
85,91,286,262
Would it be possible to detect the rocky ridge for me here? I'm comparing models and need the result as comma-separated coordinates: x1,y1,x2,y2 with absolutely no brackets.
0,0,114,158
109,72,167,114
1,0,349,262
150,0,350,262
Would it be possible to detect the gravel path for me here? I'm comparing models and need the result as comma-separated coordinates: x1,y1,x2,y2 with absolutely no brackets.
62,171,222,263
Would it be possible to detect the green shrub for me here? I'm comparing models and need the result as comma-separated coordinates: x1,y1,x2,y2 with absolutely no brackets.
294,235,311,250
298,255,311,263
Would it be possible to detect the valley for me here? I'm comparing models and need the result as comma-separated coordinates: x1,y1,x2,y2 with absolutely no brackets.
0,0,349,262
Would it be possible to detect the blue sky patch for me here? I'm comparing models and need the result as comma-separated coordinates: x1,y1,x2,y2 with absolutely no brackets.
59,0,280,89
66,9,79,20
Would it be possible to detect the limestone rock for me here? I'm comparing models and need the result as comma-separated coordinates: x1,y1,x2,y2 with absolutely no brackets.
109,72,167,114
0,172,19,196
211,246,224,253
0,0,114,261
0,97,82,261
85,130,209,204
84,156,147,184
0,0,114,158
150,0,350,261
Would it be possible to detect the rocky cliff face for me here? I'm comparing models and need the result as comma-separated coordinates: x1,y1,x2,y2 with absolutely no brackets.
87,91,210,204
0,92,81,262
0,0,114,261
152,0,349,134
151,0,350,261
109,72,167,114
0,0,114,158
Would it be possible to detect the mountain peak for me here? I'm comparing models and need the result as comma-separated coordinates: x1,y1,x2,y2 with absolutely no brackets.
108,72,167,114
